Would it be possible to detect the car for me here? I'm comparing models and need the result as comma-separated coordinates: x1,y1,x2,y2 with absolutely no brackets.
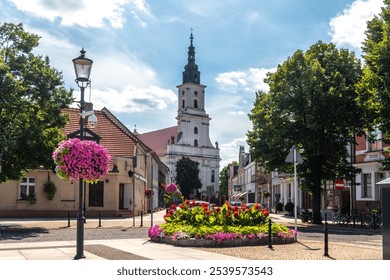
245,203,262,209
188,200,209,206
229,201,242,207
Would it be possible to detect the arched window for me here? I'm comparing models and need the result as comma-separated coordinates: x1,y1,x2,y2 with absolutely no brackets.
211,170,215,183
194,127,198,134
194,139,198,147
194,99,198,108
182,99,185,108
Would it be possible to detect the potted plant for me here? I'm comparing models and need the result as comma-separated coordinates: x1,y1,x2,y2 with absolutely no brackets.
43,180,57,200
26,195,37,205
275,202,284,213
284,201,294,216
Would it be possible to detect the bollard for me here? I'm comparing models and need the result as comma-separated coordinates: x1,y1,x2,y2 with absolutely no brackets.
140,210,143,227
360,210,364,228
324,213,329,257
67,210,71,227
98,210,102,227
268,219,273,249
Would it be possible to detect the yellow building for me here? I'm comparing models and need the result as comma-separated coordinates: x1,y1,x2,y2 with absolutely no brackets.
0,107,169,218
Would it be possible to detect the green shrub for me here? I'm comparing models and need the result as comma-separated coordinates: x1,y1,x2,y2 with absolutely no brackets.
275,202,284,211
284,201,294,212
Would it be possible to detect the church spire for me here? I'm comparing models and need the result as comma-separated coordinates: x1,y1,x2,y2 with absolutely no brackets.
182,30,200,84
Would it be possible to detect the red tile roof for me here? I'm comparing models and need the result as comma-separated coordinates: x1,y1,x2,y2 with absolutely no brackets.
138,126,178,156
62,107,139,166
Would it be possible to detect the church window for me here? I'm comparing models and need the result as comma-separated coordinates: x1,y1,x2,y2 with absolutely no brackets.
194,139,198,147
194,99,198,108
211,170,215,183
194,91,198,95
182,99,185,108
194,127,198,134
182,91,185,95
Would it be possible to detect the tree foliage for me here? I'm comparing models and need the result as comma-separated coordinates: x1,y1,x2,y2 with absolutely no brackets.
175,156,202,199
219,166,229,196
247,41,364,223
358,0,390,169
0,23,74,182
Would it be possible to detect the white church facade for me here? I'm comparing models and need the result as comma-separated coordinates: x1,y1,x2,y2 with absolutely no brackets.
138,32,220,198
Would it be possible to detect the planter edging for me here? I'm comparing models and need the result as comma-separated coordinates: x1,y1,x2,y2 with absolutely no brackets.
150,236,295,247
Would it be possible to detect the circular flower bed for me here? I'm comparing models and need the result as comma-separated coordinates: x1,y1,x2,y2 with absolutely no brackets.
148,201,297,247
52,138,111,183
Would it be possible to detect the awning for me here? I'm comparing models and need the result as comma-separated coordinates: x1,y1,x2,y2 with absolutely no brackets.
237,191,248,197
377,177,390,185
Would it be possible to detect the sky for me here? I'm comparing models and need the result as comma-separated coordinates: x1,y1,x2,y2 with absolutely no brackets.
0,0,384,168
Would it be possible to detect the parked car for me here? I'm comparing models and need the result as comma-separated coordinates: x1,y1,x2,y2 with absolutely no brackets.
245,203,262,209
230,201,242,207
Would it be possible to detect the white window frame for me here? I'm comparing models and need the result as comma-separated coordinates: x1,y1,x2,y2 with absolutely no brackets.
19,177,36,199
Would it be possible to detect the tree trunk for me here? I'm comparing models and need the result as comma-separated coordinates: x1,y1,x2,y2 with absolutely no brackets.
311,160,323,224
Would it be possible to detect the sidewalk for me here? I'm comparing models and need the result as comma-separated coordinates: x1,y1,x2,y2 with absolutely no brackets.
0,211,382,260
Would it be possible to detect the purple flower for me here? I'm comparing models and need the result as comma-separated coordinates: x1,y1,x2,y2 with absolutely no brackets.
52,138,111,183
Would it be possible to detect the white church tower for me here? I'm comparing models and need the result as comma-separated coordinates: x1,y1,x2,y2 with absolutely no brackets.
166,32,220,198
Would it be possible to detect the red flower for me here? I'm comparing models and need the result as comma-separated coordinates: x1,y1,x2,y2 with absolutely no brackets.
234,211,239,217
241,204,246,210
234,206,238,211
178,204,184,209
206,210,211,215
255,204,261,210
262,208,269,217
163,214,171,221
185,200,190,206
171,204,176,210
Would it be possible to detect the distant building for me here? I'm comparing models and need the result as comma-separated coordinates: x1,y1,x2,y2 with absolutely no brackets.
138,32,220,198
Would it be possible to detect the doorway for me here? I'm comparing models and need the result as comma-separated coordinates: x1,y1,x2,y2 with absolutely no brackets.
119,183,125,209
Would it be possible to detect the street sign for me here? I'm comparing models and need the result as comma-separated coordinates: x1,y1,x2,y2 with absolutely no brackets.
335,179,345,190
285,145,303,163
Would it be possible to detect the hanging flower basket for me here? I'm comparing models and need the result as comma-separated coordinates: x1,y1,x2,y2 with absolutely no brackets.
145,189,154,198
164,183,182,207
52,138,111,183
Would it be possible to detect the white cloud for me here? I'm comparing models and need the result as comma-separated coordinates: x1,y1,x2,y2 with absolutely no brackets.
219,138,249,167
329,0,382,48
74,85,176,113
215,67,274,93
8,0,152,28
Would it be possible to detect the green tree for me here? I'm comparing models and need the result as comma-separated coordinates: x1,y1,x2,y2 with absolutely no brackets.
175,156,202,199
0,23,73,182
357,0,390,169
247,41,364,223
219,166,229,196
219,161,238,197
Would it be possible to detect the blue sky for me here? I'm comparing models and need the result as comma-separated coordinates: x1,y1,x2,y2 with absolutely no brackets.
0,0,384,167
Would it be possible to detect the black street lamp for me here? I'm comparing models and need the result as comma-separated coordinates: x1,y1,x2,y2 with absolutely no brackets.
72,48,93,259
0,152,3,174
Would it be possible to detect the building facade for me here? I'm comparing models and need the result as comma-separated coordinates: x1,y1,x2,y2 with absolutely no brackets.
0,107,169,217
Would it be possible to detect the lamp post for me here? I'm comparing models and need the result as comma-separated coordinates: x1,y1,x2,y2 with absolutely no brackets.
285,145,302,240
0,153,3,174
72,48,93,259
